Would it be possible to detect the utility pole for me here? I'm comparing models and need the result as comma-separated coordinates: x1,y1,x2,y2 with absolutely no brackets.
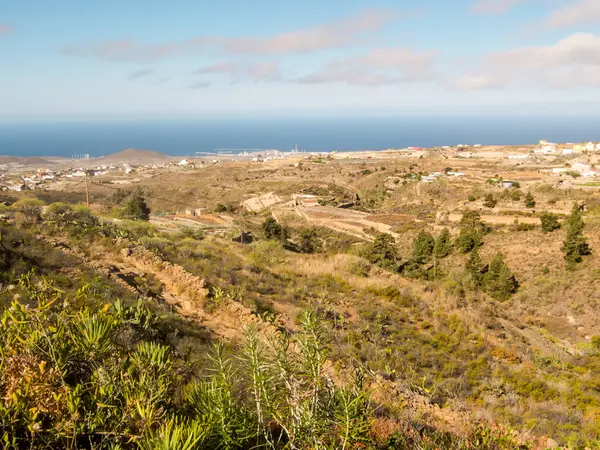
85,171,90,208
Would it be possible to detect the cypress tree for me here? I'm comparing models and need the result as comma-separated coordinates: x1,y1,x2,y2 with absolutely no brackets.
466,247,484,287
562,203,591,268
524,192,536,208
455,210,487,253
483,253,518,301
413,231,435,264
433,228,452,258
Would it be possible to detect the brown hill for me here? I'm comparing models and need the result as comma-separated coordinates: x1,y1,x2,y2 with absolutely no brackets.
0,156,55,166
99,148,173,164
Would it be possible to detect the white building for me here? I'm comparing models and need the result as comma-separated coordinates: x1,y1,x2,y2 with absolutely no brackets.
572,163,591,173
456,152,473,158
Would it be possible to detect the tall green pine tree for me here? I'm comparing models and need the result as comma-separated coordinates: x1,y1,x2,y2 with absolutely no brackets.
368,233,399,271
524,192,536,208
433,228,453,258
562,203,591,268
466,247,484,287
483,253,518,301
413,231,435,264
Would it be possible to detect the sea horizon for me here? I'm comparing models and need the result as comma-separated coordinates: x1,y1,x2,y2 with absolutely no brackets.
1,116,600,158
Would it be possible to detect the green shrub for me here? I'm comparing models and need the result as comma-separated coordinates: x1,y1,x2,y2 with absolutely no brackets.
249,240,286,266
297,228,322,254
0,277,374,449
510,221,536,232
483,194,497,208
12,198,45,225
261,217,288,242
541,212,561,233
122,191,150,221
347,258,371,277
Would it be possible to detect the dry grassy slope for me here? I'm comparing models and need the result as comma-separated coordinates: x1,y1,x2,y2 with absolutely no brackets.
481,220,600,344
131,161,360,211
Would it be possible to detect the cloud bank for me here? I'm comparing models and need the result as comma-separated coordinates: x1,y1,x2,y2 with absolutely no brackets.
63,9,400,62
541,0,600,28
454,33,600,89
297,48,438,86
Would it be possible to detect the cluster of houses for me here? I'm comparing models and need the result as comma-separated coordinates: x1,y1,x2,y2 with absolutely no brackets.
548,163,599,178
1,162,163,192
421,170,465,183
535,140,600,156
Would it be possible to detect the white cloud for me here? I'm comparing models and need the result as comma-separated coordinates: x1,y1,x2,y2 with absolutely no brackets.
454,33,600,89
297,48,438,86
542,0,600,28
195,61,281,82
471,0,525,14
63,9,405,62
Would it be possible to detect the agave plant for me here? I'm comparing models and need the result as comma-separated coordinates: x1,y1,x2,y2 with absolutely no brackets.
72,312,116,357
137,418,209,450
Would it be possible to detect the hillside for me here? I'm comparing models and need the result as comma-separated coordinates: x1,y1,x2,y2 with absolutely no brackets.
0,155,56,165
98,148,173,164
3,153,600,448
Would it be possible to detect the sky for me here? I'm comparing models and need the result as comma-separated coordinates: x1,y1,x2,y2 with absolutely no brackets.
2,0,600,119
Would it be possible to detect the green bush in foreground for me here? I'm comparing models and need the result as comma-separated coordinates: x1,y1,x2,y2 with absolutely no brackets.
0,276,372,449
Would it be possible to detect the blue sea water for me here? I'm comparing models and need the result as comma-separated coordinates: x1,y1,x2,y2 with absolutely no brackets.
0,117,599,158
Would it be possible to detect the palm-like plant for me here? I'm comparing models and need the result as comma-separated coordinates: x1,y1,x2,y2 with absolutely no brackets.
137,418,209,450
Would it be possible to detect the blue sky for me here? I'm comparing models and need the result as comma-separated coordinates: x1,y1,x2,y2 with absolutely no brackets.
2,0,600,119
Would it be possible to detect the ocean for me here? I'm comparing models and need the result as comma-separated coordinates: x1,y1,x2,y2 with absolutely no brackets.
1,117,599,158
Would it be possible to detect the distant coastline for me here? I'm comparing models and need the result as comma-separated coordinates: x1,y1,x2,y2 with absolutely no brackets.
2,116,600,158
